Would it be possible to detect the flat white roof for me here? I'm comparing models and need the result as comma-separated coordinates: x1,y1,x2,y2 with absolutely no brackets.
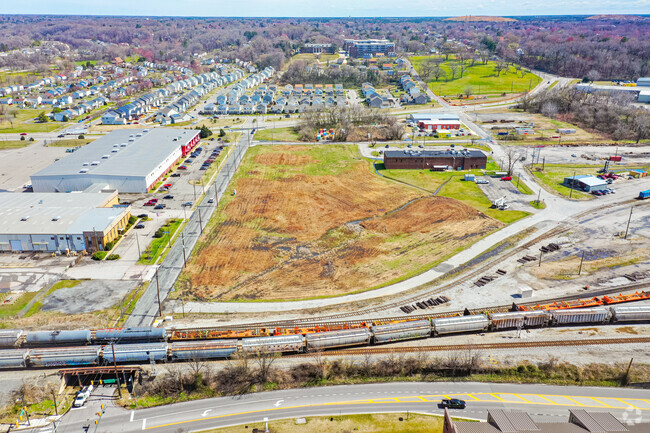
0,192,127,235
32,128,198,179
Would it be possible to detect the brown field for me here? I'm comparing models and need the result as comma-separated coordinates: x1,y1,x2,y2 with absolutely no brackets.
180,145,503,301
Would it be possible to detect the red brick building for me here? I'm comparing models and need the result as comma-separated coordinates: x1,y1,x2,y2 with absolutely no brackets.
383,149,487,170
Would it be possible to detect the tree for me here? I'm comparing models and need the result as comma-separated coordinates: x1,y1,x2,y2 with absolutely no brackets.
505,147,522,176
631,111,650,144
36,111,48,123
218,129,226,137
493,61,507,77
197,125,213,139
464,87,473,98
432,65,445,82
52,107,61,114
448,62,459,81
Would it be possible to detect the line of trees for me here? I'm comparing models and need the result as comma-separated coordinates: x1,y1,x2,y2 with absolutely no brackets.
0,16,647,81
518,87,650,143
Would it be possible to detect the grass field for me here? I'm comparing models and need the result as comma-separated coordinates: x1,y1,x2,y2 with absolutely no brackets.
0,140,30,149
0,109,65,133
410,55,542,97
283,53,340,71
178,145,503,301
378,164,530,223
204,413,452,433
255,126,301,141
138,219,183,265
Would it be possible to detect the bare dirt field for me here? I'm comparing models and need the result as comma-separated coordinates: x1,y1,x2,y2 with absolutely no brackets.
179,145,503,301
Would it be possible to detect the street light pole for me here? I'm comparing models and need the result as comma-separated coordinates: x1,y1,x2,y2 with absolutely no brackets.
111,343,122,399
197,207,203,233
155,267,161,317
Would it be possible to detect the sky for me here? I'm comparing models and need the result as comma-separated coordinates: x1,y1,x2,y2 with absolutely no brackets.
4,0,649,17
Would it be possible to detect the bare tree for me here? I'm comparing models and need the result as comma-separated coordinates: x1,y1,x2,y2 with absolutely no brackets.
432,65,445,82
505,147,522,176
448,62,459,81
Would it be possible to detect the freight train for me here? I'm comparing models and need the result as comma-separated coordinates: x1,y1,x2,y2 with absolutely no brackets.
1,305,649,370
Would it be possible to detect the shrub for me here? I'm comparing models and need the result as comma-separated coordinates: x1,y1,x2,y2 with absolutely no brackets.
106,254,120,260
20,135,25,141
29,137,35,142
128,216,137,225
154,228,165,238
92,251,107,260
104,241,114,251
78,134,85,139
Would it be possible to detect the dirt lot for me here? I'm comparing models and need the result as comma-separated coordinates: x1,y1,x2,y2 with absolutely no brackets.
180,145,503,301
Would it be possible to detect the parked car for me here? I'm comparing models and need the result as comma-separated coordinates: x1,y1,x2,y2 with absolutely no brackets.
182,201,193,207
57,134,65,138
163,195,174,199
439,399,466,409
134,223,145,229
199,166,208,170
476,179,489,184
171,173,181,177
178,166,188,170
137,214,148,219
154,204,166,210
500,176,513,181
208,198,214,204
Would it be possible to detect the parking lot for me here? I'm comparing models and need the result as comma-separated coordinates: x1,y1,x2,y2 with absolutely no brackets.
476,174,533,211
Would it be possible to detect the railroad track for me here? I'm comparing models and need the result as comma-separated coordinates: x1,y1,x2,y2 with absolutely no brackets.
176,200,649,333
286,336,650,358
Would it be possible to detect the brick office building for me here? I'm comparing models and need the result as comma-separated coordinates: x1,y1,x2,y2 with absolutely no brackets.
383,149,487,170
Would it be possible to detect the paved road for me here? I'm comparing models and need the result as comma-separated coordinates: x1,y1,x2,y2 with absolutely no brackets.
124,122,252,327
28,382,650,433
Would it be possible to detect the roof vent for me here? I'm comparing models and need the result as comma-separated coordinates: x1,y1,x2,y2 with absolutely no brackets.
129,134,135,138
120,143,127,147
128,138,135,142
102,154,109,159
80,169,88,173
91,161,100,166
113,144,119,147
136,133,142,137
82,162,89,166
21,216,30,221
52,216,60,221
143,129,149,133
112,149,119,153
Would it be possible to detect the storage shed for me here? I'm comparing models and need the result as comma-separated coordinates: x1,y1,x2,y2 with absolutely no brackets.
563,175,608,192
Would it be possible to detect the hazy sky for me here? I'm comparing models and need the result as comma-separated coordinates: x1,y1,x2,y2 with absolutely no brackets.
4,0,649,17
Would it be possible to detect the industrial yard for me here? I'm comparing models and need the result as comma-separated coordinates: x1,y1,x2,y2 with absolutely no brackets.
178,144,503,301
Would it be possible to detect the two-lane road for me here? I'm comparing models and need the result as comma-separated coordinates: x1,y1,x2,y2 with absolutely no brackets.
38,382,650,433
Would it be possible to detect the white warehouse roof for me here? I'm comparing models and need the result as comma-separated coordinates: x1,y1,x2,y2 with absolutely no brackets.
32,128,197,178
0,192,125,235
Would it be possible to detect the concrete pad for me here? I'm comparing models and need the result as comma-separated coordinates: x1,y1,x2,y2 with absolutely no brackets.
40,280,138,314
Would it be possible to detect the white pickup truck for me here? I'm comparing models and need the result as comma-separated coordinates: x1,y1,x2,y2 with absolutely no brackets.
73,384,94,407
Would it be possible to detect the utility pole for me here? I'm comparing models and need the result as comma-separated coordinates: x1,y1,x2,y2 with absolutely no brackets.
51,390,58,415
538,251,543,267
181,231,187,267
516,173,520,190
135,232,141,257
578,251,585,275
624,206,633,239
192,182,197,201
111,343,122,399
536,189,541,207
198,208,203,233
569,170,576,199
541,156,545,171
155,268,161,317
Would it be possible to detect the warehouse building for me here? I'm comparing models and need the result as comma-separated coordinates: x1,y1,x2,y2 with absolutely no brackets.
0,191,130,253
407,113,460,125
384,149,487,170
444,408,650,433
563,175,608,192
31,128,200,193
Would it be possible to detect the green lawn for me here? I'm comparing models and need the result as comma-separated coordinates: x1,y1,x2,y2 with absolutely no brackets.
0,140,30,149
0,292,39,320
529,164,601,199
255,126,301,142
0,109,65,133
410,55,542,97
378,165,530,223
138,219,183,265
